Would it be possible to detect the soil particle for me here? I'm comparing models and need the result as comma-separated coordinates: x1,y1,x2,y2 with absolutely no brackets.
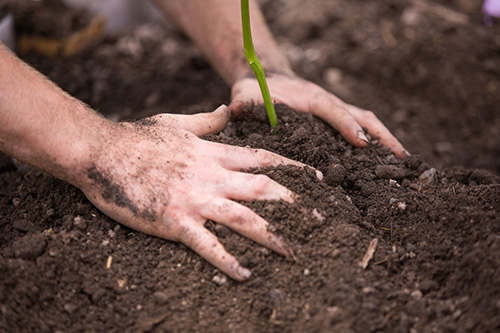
73,216,87,231
11,233,46,260
325,163,346,186
153,291,169,305
375,164,407,179
12,219,38,232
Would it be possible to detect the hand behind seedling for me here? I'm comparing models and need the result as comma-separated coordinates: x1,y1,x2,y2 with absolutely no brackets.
241,0,278,130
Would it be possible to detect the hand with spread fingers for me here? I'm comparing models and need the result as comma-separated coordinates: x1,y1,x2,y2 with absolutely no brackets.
77,106,321,281
230,74,409,159
0,44,320,281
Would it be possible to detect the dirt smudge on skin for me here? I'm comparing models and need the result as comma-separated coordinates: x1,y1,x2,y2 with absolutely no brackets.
86,165,155,221
130,117,158,127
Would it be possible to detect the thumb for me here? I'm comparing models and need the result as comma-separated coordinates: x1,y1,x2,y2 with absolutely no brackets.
229,99,254,119
175,105,231,137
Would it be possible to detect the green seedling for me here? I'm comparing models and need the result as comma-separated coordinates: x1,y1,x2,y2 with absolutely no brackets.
241,0,278,128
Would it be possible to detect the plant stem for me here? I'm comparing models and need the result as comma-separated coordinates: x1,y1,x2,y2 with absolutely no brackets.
241,0,278,128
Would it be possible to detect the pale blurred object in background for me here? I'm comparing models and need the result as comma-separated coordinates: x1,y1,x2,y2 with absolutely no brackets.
0,14,15,51
483,0,500,25
63,0,162,34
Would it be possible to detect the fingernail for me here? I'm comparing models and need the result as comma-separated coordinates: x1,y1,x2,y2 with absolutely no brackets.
237,266,251,280
402,148,411,157
357,130,370,144
316,170,324,181
214,105,228,113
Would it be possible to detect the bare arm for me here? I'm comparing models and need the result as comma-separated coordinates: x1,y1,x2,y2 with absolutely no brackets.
0,43,104,185
152,0,293,86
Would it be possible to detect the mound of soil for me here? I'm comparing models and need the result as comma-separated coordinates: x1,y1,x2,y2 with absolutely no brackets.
1,0,499,332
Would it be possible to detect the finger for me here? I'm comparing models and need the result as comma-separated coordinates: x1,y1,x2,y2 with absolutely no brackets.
178,221,251,281
308,93,370,147
173,105,231,136
214,144,323,180
228,99,254,119
202,198,291,256
221,171,296,203
230,80,262,117
347,104,409,158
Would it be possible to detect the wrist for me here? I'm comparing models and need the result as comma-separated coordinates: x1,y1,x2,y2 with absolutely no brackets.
232,64,296,87
54,103,113,188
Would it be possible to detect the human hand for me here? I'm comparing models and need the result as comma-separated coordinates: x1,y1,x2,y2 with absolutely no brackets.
230,74,408,158
76,105,320,281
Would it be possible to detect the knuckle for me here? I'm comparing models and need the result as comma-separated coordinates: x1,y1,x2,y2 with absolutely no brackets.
254,149,274,166
175,224,192,244
228,206,248,226
363,110,377,120
191,234,214,253
252,174,272,195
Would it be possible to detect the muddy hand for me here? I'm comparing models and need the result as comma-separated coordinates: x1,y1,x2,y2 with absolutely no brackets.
77,105,321,281
230,74,409,158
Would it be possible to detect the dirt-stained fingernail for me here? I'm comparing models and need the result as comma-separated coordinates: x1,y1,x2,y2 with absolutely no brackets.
237,266,251,280
357,130,370,144
402,148,411,156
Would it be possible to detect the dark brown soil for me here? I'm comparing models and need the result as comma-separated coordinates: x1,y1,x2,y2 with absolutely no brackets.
1,0,499,332
0,0,93,38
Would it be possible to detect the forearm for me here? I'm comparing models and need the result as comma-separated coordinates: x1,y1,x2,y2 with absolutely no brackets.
153,0,293,86
0,43,107,185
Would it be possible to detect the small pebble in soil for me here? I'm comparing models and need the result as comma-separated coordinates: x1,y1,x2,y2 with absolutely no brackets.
418,168,437,184
389,179,399,187
64,303,79,314
259,248,270,256
397,201,407,211
153,291,169,305
212,274,227,286
73,216,87,231
411,290,423,299
303,269,310,276
312,209,324,221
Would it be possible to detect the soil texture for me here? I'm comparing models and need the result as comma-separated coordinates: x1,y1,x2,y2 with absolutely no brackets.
1,0,499,332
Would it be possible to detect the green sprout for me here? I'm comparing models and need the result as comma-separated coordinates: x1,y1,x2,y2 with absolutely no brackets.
241,0,278,128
